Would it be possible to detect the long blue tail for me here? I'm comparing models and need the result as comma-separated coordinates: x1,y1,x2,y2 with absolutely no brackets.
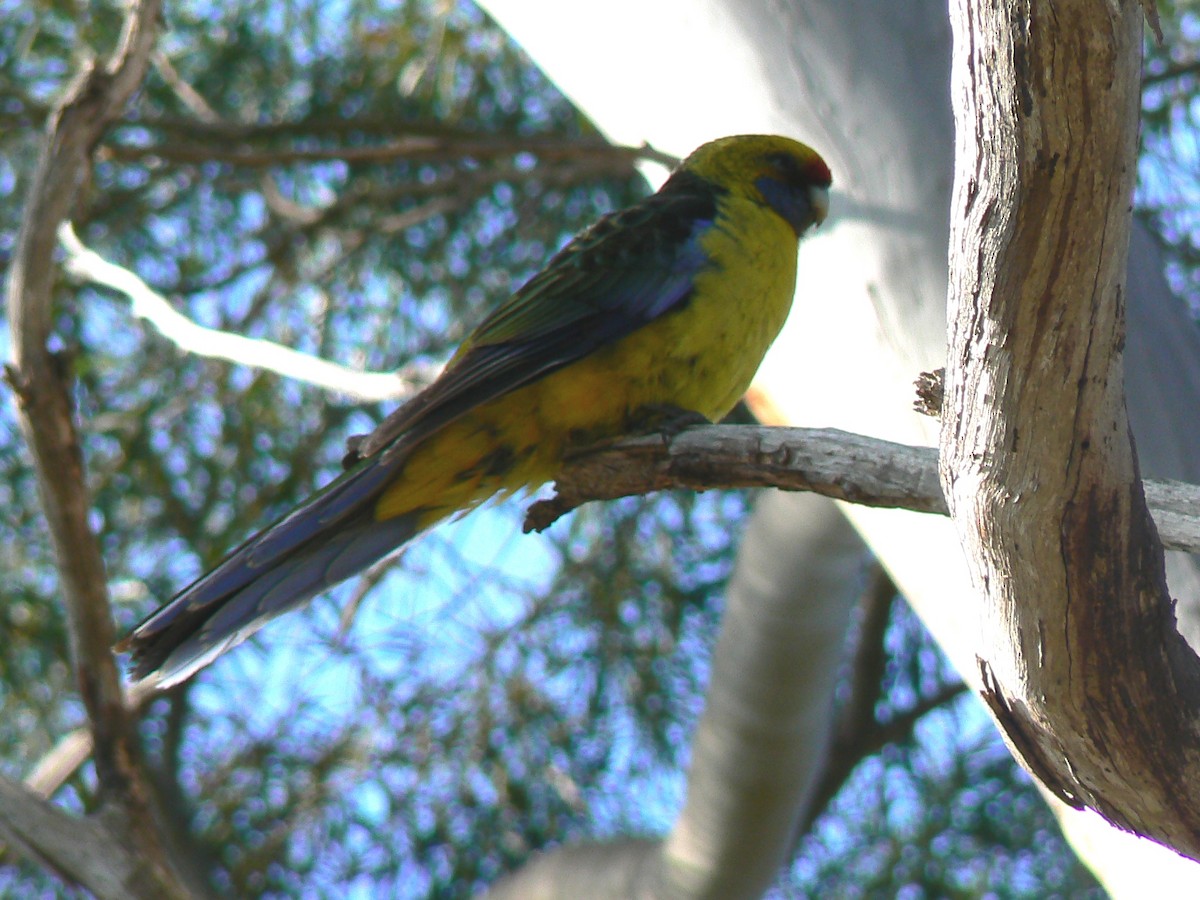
120,453,419,688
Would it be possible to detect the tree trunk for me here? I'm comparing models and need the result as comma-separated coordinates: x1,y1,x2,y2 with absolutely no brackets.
941,0,1200,852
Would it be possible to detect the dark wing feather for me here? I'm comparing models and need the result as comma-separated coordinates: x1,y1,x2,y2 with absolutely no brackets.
349,173,721,461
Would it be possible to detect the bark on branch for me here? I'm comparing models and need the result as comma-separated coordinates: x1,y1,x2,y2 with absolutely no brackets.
3,0,202,895
941,0,1200,856
526,426,946,531
101,130,677,170
0,774,169,897
526,425,1200,554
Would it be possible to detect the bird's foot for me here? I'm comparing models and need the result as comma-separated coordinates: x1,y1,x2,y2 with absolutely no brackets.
625,403,711,439
342,433,369,469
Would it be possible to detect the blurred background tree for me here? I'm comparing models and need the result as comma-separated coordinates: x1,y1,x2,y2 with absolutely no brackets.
5,0,1198,895
1141,0,1200,308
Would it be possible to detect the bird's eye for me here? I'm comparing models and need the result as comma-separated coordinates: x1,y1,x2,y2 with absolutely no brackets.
765,152,801,182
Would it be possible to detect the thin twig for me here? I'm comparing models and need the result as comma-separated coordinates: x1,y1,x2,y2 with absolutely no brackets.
796,568,968,839
24,681,158,799
150,50,220,123
1143,58,1200,88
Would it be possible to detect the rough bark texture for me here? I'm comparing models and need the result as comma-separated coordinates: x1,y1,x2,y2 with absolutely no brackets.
942,0,1200,854
525,426,947,531
526,425,1200,553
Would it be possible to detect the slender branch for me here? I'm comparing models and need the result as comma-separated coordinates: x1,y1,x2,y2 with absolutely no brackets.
795,567,895,839
837,570,896,734
10,108,682,173
2,0,199,894
103,132,678,171
6,0,155,784
255,154,630,235
117,113,674,164
527,427,943,532
800,679,969,839
150,50,220,123
57,223,430,403
24,681,159,799
1143,58,1200,88
23,731,93,798
525,425,1200,554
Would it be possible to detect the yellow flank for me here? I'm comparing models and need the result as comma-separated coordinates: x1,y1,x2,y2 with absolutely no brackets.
373,189,803,526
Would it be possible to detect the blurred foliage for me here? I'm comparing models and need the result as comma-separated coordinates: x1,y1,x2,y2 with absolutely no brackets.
0,0,1186,896
786,599,1103,899
1141,0,1200,309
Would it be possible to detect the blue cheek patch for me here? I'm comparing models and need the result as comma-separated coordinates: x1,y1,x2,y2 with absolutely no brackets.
755,174,815,236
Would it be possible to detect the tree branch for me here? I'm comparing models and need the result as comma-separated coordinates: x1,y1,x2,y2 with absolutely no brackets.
6,0,159,762
102,131,678,171
1143,58,1200,87
526,426,947,531
13,104,682,174
793,567,895,839
942,0,1200,858
117,115,678,167
525,425,1200,554
23,681,159,800
0,774,152,896
57,223,429,403
2,0,200,894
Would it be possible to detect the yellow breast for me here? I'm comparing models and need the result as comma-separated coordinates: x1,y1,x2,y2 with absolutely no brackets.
374,194,800,524
530,193,800,429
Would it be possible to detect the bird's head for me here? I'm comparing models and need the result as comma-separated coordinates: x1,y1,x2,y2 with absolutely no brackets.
680,134,832,236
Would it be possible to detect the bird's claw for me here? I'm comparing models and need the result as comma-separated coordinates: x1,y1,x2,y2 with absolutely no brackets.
626,403,711,439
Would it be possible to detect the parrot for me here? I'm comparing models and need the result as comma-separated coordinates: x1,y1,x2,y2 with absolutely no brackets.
118,134,832,687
